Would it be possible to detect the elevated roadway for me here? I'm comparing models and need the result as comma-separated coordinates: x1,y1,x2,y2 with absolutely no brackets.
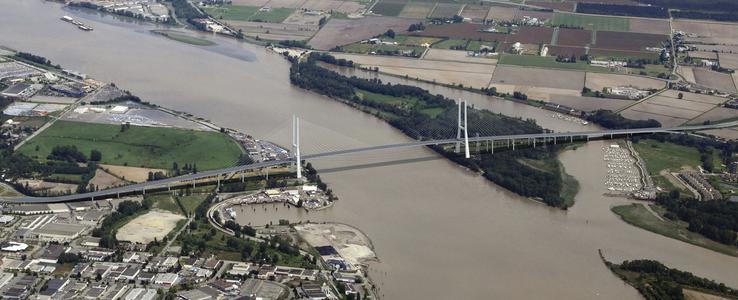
5,121,737,203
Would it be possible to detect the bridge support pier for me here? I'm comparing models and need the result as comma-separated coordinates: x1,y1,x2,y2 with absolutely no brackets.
512,139,515,150
293,115,302,179
554,136,556,145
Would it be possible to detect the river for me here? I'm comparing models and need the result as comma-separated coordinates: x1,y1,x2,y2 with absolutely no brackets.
2,1,738,299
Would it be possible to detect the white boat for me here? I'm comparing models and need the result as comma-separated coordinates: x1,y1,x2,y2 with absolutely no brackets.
61,16,73,22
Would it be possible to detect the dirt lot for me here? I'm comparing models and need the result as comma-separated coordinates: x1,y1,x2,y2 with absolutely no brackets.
675,20,738,44
555,28,592,47
693,68,737,93
422,49,497,64
594,31,666,51
486,5,517,21
295,222,376,266
549,94,633,112
585,73,665,91
100,164,167,183
629,18,671,35
89,169,127,190
333,53,495,88
460,5,490,22
309,17,415,50
116,209,185,244
16,179,76,195
718,53,738,70
399,2,433,19
490,65,585,90
227,20,318,40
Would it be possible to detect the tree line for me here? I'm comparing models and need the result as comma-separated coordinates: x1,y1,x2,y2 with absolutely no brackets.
656,191,738,246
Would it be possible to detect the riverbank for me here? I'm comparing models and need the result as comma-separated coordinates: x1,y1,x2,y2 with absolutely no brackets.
612,203,738,257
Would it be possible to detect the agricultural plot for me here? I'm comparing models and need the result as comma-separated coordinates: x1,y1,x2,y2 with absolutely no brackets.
203,5,260,21
552,12,629,32
309,17,416,50
423,48,497,64
490,65,585,91
413,23,509,42
431,39,467,49
460,5,491,23
264,0,304,9
594,31,666,51
283,10,323,26
371,0,407,16
486,6,517,21
399,2,434,18
248,7,294,23
429,3,462,19
548,94,634,112
621,90,724,127
692,68,737,93
585,73,665,92
688,107,738,125
688,51,718,60
498,54,597,71
231,0,270,6
554,28,592,47
674,20,738,45
512,26,554,44
526,1,574,12
18,120,242,171
629,18,671,35
228,20,317,40
300,0,343,12
547,46,586,57
334,1,366,14
691,44,738,53
332,53,496,88
589,49,660,61
719,53,738,70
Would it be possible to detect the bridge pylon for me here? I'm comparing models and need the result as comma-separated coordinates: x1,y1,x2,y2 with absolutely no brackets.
455,100,470,159
292,115,302,179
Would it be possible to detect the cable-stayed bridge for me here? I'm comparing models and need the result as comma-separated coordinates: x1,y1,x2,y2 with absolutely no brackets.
5,101,737,203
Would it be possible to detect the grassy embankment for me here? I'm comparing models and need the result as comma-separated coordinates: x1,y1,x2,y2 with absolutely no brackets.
152,30,215,46
18,120,242,171
612,203,738,257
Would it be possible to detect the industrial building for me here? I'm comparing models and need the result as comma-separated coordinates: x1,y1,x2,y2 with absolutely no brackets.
1,83,41,99
31,222,86,242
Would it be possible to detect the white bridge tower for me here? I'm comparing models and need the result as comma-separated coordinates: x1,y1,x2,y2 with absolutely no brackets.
455,100,471,159
292,115,302,179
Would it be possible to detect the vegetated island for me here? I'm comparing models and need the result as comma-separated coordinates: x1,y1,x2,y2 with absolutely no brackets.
603,256,738,300
289,52,579,209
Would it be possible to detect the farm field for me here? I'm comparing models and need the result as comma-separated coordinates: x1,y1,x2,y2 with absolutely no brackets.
589,48,660,61
526,1,574,12
674,20,738,45
718,53,738,70
628,18,671,35
459,5,490,22
248,7,294,22
692,68,737,93
309,17,416,50
423,48,497,64
203,5,260,21
18,120,242,171
688,107,738,125
584,73,665,92
594,31,666,52
552,12,629,32
513,26,554,44
431,39,467,49
429,3,462,19
497,54,599,71
413,23,509,42
677,65,696,83
490,64,585,91
226,20,317,40
331,53,495,88
620,90,724,127
546,45,586,57
688,51,718,60
399,2,434,18
548,94,633,112
486,5,517,21
371,0,406,16
554,28,592,47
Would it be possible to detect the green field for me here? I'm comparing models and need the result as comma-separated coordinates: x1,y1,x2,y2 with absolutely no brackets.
178,194,209,215
203,5,260,21
552,12,629,32
356,89,443,118
613,203,738,257
248,7,294,23
18,120,242,171
431,39,467,49
633,140,702,175
148,193,182,215
498,54,600,71
152,30,215,46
